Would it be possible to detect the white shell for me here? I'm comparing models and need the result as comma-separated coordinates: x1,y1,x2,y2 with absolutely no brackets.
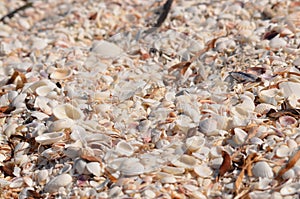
162,166,185,175
36,169,49,185
75,159,87,174
91,40,123,59
269,37,287,50
185,136,205,152
115,141,134,156
258,88,282,105
35,85,54,97
48,119,75,132
171,154,198,169
86,162,102,177
35,132,65,145
252,161,274,178
279,82,300,98
232,128,248,145
254,103,276,115
50,68,73,80
198,118,218,135
44,174,72,193
53,104,84,120
194,165,213,178
275,145,290,158
118,158,144,176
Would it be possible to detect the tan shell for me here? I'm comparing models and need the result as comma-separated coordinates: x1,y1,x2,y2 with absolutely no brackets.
50,68,73,80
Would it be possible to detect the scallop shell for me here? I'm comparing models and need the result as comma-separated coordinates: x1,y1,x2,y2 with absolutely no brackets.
35,132,65,145
52,104,84,120
44,174,72,193
50,68,73,80
252,161,274,178
278,116,298,127
115,141,134,156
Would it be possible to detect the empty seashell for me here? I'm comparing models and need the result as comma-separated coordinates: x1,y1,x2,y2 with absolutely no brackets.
9,177,24,188
279,82,300,98
36,169,49,185
115,141,134,156
75,159,87,174
86,162,102,177
198,118,218,135
275,145,290,158
3,123,18,138
44,174,72,193
50,68,72,80
254,103,276,115
280,183,298,196
185,136,205,152
258,88,282,105
232,128,248,146
252,161,274,178
35,85,54,97
278,116,298,127
53,104,83,120
269,37,287,50
25,79,57,94
194,165,213,178
35,132,65,145
48,119,74,132
171,154,197,169
162,166,185,175
91,40,123,59
118,158,144,176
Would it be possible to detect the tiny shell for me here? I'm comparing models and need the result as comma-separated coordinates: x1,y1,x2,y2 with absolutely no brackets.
86,162,102,177
278,116,298,127
171,155,197,169
162,166,185,175
252,161,274,178
91,40,123,59
275,145,290,158
194,165,213,178
269,37,287,50
232,128,248,146
118,158,144,176
198,118,218,135
50,68,72,80
53,104,84,120
35,132,65,145
37,169,49,185
44,174,72,193
115,141,134,156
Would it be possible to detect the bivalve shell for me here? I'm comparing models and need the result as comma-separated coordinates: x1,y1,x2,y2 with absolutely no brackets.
53,104,83,120
115,141,134,156
50,68,73,80
194,165,213,178
44,174,72,193
86,162,102,177
35,132,65,145
252,161,274,178
118,158,144,176
171,154,198,169
198,118,218,135
275,145,290,158
185,136,205,152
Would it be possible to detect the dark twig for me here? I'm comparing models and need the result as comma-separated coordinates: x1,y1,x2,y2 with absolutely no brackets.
0,2,33,23
144,0,173,35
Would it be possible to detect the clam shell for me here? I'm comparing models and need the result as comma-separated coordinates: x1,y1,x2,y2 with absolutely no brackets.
254,103,276,115
198,118,218,135
36,169,49,185
171,154,198,169
118,158,144,176
44,174,72,193
162,166,185,175
279,82,300,98
91,40,123,59
50,68,72,80
35,132,65,145
269,37,287,50
53,104,84,120
35,85,54,97
75,159,87,174
232,128,248,146
48,118,74,132
275,145,290,158
278,116,298,127
115,141,134,156
258,88,282,105
252,161,274,178
185,136,205,152
25,79,57,94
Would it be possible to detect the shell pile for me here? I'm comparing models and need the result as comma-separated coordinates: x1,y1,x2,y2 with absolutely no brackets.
0,0,300,198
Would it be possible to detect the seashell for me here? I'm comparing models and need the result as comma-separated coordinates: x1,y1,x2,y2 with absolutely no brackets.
162,166,185,175
160,176,177,184
142,190,156,199
14,142,30,156
25,79,57,94
280,183,298,196
44,174,72,193
275,145,290,158
194,165,213,178
52,104,84,120
9,177,24,188
171,154,198,169
86,162,102,177
232,128,248,146
50,68,72,80
35,132,65,145
269,37,287,50
118,158,144,176
91,40,123,59
281,168,295,180
35,85,55,97
74,159,87,174
36,169,49,185
254,103,276,115
3,123,18,138
48,118,75,132
279,82,300,99
185,136,205,152
252,161,274,178
198,118,218,135
108,186,122,198
258,88,282,105
278,116,297,127
115,141,134,156
293,57,300,66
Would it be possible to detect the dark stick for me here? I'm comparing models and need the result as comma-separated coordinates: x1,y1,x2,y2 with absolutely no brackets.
144,0,173,35
0,2,33,23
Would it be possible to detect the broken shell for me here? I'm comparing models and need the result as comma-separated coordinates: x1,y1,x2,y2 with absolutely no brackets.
232,128,248,146
36,169,49,185
91,40,123,59
252,161,274,178
198,118,218,135
53,104,84,120
279,82,300,98
194,165,213,178
74,159,87,174
50,68,73,80
258,88,282,105
254,103,276,115
44,174,72,193
86,162,102,177
115,141,134,156
35,132,65,145
48,118,75,132
185,136,205,152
